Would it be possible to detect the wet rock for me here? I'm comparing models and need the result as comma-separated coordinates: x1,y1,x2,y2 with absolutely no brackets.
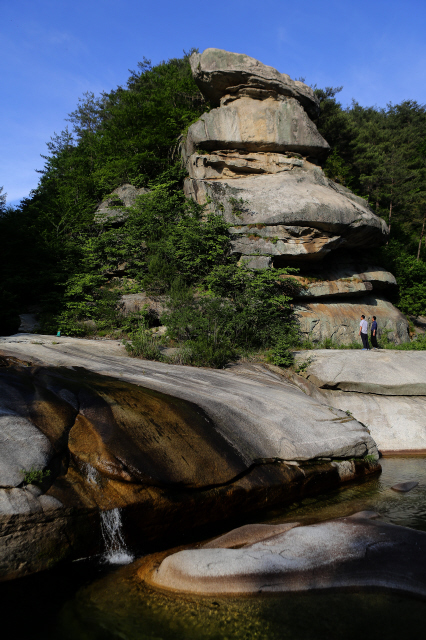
348,510,380,519
391,481,419,492
202,522,300,549
0,411,54,487
148,516,426,597
0,336,380,579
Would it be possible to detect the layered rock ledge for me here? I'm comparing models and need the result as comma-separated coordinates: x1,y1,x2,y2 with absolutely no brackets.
181,48,407,345
183,48,388,267
291,349,426,453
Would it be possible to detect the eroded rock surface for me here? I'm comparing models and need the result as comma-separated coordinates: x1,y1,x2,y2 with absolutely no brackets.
0,335,379,580
295,295,409,345
190,48,319,116
184,97,329,158
184,48,388,268
182,48,407,345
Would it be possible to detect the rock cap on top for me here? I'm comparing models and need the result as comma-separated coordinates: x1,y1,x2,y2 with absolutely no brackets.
190,48,319,117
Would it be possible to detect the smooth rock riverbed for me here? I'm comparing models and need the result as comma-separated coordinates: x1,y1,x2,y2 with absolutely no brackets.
0,335,379,581
292,349,426,453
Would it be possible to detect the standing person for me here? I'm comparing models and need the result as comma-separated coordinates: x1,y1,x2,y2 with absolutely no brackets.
359,314,370,350
371,315,378,348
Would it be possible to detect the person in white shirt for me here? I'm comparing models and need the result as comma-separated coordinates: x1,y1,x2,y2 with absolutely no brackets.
359,314,370,350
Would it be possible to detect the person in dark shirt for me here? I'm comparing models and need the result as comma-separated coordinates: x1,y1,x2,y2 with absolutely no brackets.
371,315,378,348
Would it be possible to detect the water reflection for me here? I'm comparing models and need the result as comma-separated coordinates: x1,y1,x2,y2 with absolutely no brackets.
263,457,426,531
47,458,426,640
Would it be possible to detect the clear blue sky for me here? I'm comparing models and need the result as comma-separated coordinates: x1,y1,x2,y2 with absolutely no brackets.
2,0,425,204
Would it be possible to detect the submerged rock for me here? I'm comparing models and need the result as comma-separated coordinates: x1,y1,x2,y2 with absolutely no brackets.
391,481,419,492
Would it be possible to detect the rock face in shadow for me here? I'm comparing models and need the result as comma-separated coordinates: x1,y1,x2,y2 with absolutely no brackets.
0,335,379,580
147,515,426,598
94,183,149,224
291,349,426,453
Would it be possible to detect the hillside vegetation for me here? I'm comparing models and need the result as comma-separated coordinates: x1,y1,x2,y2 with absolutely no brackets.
1,52,426,361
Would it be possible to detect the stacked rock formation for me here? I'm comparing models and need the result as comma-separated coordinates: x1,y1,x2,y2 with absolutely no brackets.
183,49,409,344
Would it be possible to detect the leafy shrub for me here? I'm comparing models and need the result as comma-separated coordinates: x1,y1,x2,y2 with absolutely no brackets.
21,467,51,486
162,266,301,368
124,321,162,360
269,336,295,367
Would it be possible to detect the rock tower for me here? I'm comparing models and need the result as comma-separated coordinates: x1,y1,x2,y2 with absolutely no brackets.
183,49,409,345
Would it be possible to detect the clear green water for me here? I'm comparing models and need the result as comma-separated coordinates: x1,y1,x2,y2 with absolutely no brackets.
262,457,426,531
2,458,426,640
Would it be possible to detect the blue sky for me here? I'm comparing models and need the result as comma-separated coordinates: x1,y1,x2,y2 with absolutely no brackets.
2,0,426,204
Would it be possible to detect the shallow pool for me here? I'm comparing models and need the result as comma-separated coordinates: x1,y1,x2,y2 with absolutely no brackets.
2,457,426,640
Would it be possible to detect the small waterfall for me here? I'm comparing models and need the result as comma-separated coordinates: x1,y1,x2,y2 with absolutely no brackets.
100,508,134,565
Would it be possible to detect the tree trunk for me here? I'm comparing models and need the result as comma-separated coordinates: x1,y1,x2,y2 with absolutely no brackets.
387,200,393,243
417,211,426,261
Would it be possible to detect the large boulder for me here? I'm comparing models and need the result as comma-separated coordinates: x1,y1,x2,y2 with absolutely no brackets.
190,48,320,117
291,349,426,453
185,163,389,252
183,49,402,346
94,183,149,224
148,514,426,597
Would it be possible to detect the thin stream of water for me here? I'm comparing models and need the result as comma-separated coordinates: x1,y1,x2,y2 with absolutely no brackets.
100,508,134,565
